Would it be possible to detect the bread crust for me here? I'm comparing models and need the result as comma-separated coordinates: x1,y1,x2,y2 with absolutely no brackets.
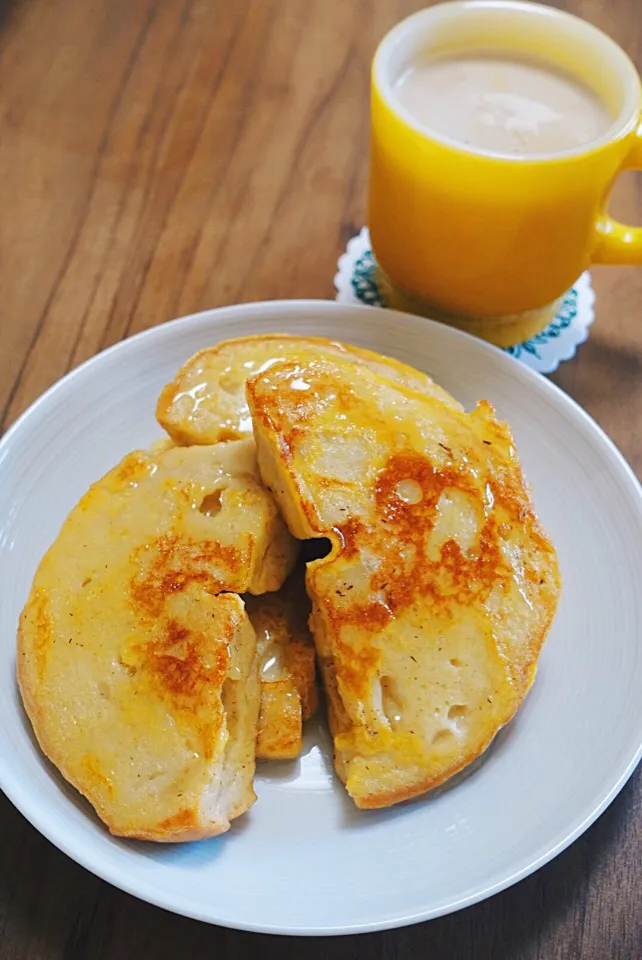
246,573,318,761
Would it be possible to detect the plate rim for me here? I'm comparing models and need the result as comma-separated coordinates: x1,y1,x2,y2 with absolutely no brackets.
1,298,641,936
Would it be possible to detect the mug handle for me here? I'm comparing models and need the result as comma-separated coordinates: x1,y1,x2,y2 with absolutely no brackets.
593,119,642,265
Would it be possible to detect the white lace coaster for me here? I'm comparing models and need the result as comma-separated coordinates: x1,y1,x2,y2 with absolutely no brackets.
335,227,595,374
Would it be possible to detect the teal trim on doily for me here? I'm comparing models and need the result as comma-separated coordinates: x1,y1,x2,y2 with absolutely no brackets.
351,249,383,306
350,247,578,362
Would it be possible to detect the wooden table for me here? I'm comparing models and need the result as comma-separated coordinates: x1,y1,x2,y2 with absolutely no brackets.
1,1,641,957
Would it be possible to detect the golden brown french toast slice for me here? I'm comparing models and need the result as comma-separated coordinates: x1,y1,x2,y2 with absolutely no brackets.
156,334,461,446
247,356,561,809
245,573,318,761
18,440,298,840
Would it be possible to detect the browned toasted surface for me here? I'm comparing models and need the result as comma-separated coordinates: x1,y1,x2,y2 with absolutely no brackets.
247,356,561,808
16,441,298,840
253,680,302,760
245,572,318,760
156,334,462,446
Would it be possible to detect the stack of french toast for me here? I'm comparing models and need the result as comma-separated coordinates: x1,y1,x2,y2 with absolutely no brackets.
17,335,561,841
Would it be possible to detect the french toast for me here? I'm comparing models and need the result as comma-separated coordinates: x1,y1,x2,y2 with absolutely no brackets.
247,356,561,809
17,440,298,840
156,334,461,446
245,573,318,760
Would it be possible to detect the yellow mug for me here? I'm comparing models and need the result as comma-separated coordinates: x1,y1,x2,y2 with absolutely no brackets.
368,0,642,346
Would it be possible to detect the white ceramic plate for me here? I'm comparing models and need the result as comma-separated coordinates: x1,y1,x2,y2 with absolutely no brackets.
1,300,641,936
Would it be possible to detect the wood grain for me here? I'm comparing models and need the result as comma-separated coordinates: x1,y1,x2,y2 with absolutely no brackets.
1,0,641,957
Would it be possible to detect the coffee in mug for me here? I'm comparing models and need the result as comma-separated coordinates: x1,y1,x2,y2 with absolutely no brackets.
368,1,642,346
393,53,613,157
